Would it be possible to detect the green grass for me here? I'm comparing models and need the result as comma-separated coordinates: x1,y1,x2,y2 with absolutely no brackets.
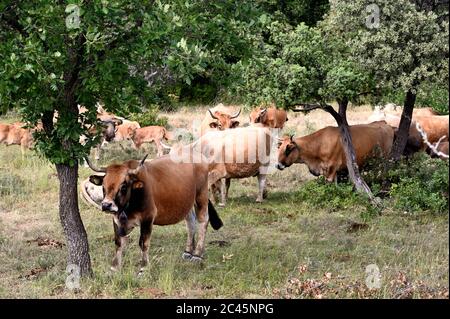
0,140,448,299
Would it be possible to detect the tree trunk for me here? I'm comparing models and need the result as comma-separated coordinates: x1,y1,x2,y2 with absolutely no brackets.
56,163,93,277
390,89,416,160
326,102,374,201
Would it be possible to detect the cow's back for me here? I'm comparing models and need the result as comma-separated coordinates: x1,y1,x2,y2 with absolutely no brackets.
413,115,449,144
146,156,209,225
350,124,394,165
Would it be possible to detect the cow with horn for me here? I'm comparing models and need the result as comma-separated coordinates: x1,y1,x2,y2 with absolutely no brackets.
84,154,223,272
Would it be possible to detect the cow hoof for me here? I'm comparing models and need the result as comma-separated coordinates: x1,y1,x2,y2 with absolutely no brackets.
190,255,203,263
110,266,119,272
182,251,193,261
218,202,226,207
255,198,263,203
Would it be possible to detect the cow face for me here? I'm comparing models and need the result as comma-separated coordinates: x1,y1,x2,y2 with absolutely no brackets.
89,155,147,214
101,119,122,142
276,136,299,170
252,108,267,124
208,108,240,130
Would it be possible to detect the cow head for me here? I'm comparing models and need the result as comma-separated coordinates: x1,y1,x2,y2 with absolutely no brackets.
87,155,148,215
208,108,240,130
101,119,122,142
276,135,299,170
252,108,268,124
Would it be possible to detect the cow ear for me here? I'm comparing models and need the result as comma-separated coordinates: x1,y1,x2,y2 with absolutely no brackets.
231,121,240,128
89,175,104,186
132,181,144,189
209,122,219,128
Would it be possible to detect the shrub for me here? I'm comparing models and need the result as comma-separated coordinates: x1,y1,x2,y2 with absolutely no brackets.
362,153,449,214
295,177,368,212
129,108,169,128
389,157,448,214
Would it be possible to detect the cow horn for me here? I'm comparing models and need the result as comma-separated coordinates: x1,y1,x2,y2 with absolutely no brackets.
129,154,149,175
208,109,218,120
231,108,241,119
260,108,267,114
290,134,295,142
85,157,107,173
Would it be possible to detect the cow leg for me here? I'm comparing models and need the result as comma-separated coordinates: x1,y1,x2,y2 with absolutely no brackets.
111,221,127,271
155,140,163,157
256,174,267,203
182,209,197,260
138,219,153,272
94,144,101,160
192,193,209,261
208,169,226,206
210,181,221,205
219,178,231,206
20,144,26,160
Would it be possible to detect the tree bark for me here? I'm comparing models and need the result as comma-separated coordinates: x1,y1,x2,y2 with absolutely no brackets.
390,89,416,160
56,163,93,277
325,102,374,201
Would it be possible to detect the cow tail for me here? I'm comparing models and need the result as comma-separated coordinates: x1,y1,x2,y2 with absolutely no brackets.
208,200,223,230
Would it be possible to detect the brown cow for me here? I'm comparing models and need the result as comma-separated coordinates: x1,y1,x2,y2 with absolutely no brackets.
130,126,173,157
276,122,394,182
427,140,449,160
86,155,223,271
0,122,35,157
113,120,141,142
249,107,288,129
413,107,438,116
413,115,449,146
0,123,10,144
199,105,241,136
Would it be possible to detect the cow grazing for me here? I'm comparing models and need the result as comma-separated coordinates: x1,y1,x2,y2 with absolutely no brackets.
199,105,241,136
86,154,223,271
170,127,275,205
130,126,173,157
276,122,394,182
0,122,35,157
249,107,288,129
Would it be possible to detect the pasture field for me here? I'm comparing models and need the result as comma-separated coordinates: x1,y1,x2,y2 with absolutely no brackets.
0,106,448,299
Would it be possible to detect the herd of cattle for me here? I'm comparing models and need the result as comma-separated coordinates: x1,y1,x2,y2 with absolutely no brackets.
1,103,448,271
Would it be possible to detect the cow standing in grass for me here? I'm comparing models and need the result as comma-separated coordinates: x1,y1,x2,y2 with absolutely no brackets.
129,126,174,157
0,122,35,158
86,154,223,272
169,126,275,205
276,122,395,182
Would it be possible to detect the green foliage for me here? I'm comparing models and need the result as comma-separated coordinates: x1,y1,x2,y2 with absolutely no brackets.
389,155,449,214
327,0,449,93
295,177,368,212
233,20,373,107
129,108,168,128
362,153,449,214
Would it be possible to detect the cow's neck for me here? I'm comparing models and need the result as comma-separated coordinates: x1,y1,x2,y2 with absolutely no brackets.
294,136,320,165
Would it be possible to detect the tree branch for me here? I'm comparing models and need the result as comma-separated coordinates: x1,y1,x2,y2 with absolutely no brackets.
416,122,449,159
